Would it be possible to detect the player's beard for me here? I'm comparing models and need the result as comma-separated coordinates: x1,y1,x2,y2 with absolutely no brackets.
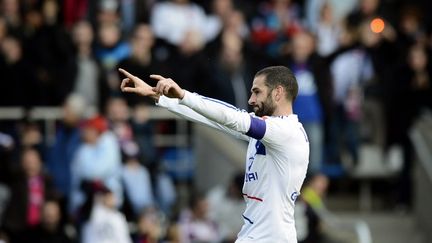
253,93,276,117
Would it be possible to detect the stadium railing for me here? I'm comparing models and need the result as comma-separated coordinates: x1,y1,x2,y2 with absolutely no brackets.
0,106,188,148
321,209,373,243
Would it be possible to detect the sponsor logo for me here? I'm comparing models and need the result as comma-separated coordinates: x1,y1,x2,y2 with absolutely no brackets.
245,172,259,182
290,191,300,201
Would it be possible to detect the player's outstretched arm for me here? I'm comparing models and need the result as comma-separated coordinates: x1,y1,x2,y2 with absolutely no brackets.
120,69,252,140
150,73,253,138
119,68,160,101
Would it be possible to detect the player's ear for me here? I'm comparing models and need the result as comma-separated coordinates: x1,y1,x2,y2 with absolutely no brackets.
275,85,283,102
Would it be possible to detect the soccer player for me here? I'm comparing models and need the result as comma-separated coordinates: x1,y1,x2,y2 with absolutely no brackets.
119,66,309,242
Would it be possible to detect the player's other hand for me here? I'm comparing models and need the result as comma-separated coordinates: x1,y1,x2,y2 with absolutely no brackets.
150,74,185,99
119,68,159,100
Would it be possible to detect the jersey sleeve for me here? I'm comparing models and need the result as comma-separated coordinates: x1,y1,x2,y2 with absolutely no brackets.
179,90,255,132
157,95,249,141
179,91,294,145
246,115,296,148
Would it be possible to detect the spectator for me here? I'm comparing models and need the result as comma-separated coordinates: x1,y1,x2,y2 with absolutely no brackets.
148,1,230,99
178,193,220,243
151,0,220,93
407,45,432,112
150,0,219,46
327,20,375,169
116,24,168,107
81,182,132,243
42,0,59,26
135,0,155,23
70,20,109,111
23,0,75,106
150,0,220,94
223,9,250,39
133,114,176,217
153,170,177,217
311,1,342,57
285,30,333,174
165,223,181,243
3,148,55,243
121,152,154,219
206,0,250,40
0,132,14,154
347,0,383,26
207,0,233,36
118,0,151,36
132,207,164,243
106,98,175,216
162,29,212,96
207,172,245,243
354,19,398,149
47,94,87,201
95,0,121,26
70,115,123,215
105,96,135,156
28,199,75,243
130,102,158,168
394,5,427,63
304,0,357,34
208,30,253,110
0,0,23,36
62,0,89,29
0,35,33,107
95,22,130,93
251,0,303,57
17,121,46,159
386,44,431,208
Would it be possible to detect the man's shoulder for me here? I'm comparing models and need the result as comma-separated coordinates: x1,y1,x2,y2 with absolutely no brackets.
264,115,299,127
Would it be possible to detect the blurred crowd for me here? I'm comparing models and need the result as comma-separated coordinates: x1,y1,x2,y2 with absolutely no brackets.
0,0,432,242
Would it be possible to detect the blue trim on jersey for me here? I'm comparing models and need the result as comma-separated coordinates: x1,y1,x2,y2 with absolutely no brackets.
242,214,254,224
201,96,239,110
246,117,266,140
255,140,266,155
247,157,255,171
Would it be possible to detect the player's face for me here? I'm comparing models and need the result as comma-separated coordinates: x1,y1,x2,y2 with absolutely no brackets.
248,75,276,117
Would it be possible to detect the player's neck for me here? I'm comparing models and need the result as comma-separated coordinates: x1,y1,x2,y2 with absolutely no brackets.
271,104,293,117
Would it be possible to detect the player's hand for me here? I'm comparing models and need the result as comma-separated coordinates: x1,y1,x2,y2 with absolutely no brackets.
119,68,159,100
150,74,185,99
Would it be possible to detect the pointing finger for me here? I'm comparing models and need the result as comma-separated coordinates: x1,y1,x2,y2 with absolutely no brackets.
118,68,135,79
150,74,166,81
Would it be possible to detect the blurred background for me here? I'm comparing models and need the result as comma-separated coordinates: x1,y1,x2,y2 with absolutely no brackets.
0,0,431,242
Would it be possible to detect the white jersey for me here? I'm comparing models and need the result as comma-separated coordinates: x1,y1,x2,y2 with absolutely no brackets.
157,91,309,242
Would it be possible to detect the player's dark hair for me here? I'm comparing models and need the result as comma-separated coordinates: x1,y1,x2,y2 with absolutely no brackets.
255,66,298,102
